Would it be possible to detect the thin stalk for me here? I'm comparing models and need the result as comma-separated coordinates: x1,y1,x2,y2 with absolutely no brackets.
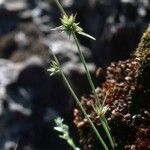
102,117,110,131
55,0,67,16
72,31,115,150
69,141,79,150
72,31,100,105
101,118,115,150
60,70,109,150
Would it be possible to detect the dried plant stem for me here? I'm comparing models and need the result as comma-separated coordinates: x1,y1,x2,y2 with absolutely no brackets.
60,70,109,150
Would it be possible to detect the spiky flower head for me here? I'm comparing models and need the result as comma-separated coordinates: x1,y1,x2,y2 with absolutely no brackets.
60,14,81,37
52,14,96,40
47,60,60,76
94,105,109,118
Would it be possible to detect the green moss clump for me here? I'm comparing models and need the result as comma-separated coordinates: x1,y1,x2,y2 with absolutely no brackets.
135,25,150,60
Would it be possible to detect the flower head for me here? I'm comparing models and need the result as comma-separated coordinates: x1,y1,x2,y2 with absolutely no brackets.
94,105,109,118
96,105,109,117
52,14,96,40
47,60,60,76
60,14,82,37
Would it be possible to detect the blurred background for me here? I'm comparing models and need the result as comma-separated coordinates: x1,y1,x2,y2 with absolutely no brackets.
0,0,150,149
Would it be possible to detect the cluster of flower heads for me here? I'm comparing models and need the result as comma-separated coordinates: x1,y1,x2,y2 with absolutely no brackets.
74,26,150,149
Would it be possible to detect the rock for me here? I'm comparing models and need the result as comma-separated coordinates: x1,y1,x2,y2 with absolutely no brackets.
47,32,95,74
0,59,20,87
45,31,97,94
0,56,76,149
0,9,18,36
4,0,27,12
15,31,29,49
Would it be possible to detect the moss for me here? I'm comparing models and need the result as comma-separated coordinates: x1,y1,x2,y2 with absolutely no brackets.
74,26,150,149
135,25,150,60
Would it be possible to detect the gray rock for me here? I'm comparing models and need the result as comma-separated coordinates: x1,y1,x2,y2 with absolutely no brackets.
4,0,27,11
0,59,20,87
45,32,96,75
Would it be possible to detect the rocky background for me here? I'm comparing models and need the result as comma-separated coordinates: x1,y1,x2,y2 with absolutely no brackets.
0,0,150,150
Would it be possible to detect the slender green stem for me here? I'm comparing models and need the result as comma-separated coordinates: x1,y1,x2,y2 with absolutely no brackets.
101,118,115,150
72,31,100,105
102,117,115,150
55,0,67,16
102,117,110,131
69,140,79,150
72,144,78,150
60,70,109,150
72,31,115,149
